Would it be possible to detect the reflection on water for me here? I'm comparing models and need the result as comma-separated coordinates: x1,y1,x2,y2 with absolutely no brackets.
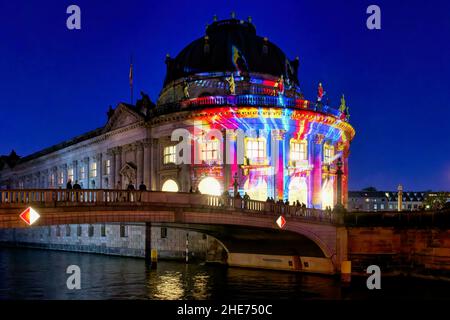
0,247,449,300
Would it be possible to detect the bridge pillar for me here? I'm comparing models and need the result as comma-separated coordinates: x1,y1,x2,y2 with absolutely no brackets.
145,222,152,262
336,226,348,273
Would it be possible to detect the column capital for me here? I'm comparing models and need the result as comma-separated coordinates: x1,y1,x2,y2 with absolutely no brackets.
271,129,286,141
314,134,325,144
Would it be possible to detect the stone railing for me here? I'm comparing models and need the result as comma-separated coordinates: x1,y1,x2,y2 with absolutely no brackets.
0,189,339,224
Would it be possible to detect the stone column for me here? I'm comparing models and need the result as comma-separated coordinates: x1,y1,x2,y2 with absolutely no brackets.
223,130,231,193
136,142,144,186
107,149,115,188
271,129,286,201
150,139,159,190
72,160,78,184
143,139,151,190
97,153,103,189
83,157,90,189
312,134,324,208
115,147,122,188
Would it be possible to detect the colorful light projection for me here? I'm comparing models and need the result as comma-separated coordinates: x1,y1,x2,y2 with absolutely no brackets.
187,104,353,209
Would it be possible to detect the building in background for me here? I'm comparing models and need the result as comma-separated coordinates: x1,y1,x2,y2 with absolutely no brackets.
348,190,427,212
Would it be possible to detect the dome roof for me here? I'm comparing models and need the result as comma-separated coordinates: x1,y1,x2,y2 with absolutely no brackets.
163,18,299,86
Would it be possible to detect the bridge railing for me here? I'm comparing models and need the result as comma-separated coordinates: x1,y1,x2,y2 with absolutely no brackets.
0,189,338,224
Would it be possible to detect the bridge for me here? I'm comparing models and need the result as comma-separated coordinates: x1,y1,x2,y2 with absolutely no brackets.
0,189,347,274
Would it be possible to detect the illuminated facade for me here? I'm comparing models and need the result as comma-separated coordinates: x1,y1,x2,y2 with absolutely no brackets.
0,16,355,209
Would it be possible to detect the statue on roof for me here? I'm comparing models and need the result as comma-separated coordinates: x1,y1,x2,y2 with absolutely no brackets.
273,75,284,95
225,73,236,95
183,80,190,99
317,82,326,102
339,94,346,113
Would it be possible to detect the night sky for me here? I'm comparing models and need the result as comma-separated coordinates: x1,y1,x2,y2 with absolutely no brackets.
0,0,449,191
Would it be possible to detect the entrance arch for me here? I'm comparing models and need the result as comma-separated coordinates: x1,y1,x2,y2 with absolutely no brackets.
288,176,308,205
244,178,268,201
161,179,179,192
198,177,222,196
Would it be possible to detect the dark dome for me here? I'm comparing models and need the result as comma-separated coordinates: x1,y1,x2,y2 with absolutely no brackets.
163,18,299,86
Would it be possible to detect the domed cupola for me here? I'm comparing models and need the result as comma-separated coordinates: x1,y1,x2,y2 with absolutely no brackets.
163,16,299,86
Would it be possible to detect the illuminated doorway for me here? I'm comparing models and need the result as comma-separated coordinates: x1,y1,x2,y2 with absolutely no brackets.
161,179,179,192
244,178,268,201
288,176,308,205
198,177,222,196
321,179,334,209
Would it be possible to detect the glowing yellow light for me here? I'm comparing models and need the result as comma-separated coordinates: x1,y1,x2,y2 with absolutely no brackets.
162,179,179,192
288,177,308,205
244,178,268,201
321,179,334,209
198,177,222,196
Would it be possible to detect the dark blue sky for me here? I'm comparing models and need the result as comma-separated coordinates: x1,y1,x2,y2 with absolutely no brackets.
0,0,449,191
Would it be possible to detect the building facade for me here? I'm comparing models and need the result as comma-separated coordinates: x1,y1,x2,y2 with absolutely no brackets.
0,17,355,210
0,16,356,262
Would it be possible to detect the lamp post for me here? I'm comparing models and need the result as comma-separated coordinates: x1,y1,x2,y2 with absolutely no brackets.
336,157,343,207
334,157,345,213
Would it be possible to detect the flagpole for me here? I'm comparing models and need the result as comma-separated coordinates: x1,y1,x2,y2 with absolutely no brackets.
129,55,134,105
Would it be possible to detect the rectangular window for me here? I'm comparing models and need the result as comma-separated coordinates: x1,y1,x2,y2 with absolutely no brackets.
77,225,82,237
161,227,167,239
66,225,71,237
90,162,97,178
58,171,64,185
101,224,106,237
245,138,266,163
68,168,74,182
201,140,219,162
120,224,128,238
105,160,111,175
323,144,334,165
163,146,177,164
380,204,385,210
56,226,61,237
290,140,307,162
50,174,56,187
80,167,86,180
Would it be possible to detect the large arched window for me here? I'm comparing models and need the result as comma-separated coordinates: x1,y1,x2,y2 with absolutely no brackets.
323,143,335,165
243,178,268,201
321,179,334,209
161,179,179,192
288,176,308,205
198,177,222,196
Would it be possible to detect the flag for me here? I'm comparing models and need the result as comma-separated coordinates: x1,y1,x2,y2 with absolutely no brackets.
129,62,133,87
317,82,326,101
232,45,248,74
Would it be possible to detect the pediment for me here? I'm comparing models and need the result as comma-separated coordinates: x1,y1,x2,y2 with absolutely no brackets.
103,104,143,133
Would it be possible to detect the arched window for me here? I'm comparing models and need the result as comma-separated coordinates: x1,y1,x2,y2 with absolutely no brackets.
323,143,335,165
161,179,179,192
288,176,308,205
197,177,222,196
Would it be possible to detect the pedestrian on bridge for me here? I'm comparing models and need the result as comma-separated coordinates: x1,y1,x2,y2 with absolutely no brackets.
138,181,147,201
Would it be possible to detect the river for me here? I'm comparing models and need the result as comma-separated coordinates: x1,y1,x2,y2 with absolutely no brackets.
0,247,448,300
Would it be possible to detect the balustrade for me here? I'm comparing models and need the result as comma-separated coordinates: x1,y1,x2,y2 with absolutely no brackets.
0,189,337,223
